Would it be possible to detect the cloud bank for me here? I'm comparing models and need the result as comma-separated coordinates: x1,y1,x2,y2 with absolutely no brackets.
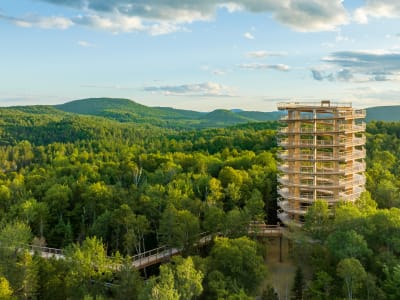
0,14,73,29
354,0,400,23
243,32,255,40
144,82,235,97
312,50,400,82
240,63,290,71
2,0,351,34
246,51,287,58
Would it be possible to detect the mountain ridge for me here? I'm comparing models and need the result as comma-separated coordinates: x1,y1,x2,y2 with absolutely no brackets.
4,98,400,129
53,97,282,128
365,105,400,122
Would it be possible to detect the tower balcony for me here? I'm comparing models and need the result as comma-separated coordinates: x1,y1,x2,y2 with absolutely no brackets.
278,161,365,175
279,109,366,121
277,149,366,161
278,174,365,188
278,136,366,148
278,123,366,135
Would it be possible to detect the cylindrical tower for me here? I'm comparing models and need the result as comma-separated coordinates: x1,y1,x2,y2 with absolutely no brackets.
277,100,366,225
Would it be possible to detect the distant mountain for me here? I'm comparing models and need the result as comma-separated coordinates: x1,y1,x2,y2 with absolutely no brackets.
366,106,400,122
155,106,203,119
2,98,400,133
55,98,183,119
237,110,284,121
8,105,66,116
54,98,204,128
54,97,281,128
200,109,253,126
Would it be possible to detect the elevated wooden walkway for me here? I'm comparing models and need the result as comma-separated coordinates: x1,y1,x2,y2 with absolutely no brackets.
248,222,286,262
23,232,214,270
23,225,285,268
248,223,284,237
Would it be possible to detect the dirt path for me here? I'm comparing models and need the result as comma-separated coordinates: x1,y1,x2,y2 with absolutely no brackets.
262,237,296,300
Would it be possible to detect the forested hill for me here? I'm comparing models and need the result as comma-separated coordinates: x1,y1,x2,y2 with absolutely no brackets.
366,105,400,122
54,97,281,128
5,99,399,130
1,97,400,299
55,98,400,124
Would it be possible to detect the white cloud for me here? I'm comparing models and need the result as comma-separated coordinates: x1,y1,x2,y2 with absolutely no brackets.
335,30,349,42
8,0,351,34
246,50,287,58
73,14,144,33
243,32,255,40
81,84,136,89
354,0,400,23
73,13,188,35
213,69,226,75
148,22,182,36
144,82,236,97
77,40,95,47
346,86,400,107
239,63,290,71
35,16,73,29
271,0,348,32
0,14,73,29
201,66,228,76
218,2,243,13
312,50,400,82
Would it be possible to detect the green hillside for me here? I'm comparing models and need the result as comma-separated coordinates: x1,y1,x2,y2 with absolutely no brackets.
54,97,281,128
155,106,203,119
5,99,400,130
366,105,400,122
55,98,151,115
8,105,66,116
55,98,203,128
199,109,252,125
237,110,283,121
56,97,170,119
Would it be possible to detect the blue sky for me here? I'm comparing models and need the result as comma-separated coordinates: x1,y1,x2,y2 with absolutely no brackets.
1,0,400,111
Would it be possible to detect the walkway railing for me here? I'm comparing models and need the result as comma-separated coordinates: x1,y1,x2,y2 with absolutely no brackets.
20,227,286,270
22,244,64,259
132,245,180,269
248,222,283,237
21,232,215,270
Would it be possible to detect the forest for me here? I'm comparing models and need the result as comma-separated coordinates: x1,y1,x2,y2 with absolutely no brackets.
0,102,399,299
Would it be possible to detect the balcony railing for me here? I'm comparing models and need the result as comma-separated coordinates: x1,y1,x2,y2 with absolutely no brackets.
278,162,365,175
278,149,366,161
278,188,364,203
278,123,366,134
278,136,366,147
278,175,365,188
277,102,353,110
278,200,308,214
280,109,366,121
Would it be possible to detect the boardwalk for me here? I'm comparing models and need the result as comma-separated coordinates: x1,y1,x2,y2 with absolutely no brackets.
247,223,286,262
248,223,284,238
23,225,284,268
24,244,64,260
23,232,214,270
24,244,181,269
131,246,180,269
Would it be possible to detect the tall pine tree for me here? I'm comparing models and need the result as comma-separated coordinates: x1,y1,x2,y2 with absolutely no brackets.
291,266,305,300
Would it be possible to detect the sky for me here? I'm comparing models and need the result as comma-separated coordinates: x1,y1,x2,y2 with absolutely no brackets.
1,0,400,112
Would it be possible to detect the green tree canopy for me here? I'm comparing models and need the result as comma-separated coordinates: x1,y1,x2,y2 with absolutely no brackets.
208,236,266,295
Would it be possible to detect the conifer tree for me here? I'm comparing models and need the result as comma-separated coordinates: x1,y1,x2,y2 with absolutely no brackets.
291,266,305,300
